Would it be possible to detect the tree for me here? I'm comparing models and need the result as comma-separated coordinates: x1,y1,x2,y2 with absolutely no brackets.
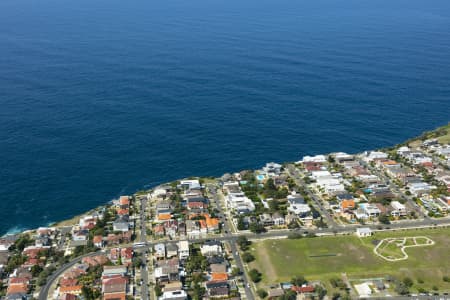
378,214,390,224
329,278,346,289
332,292,341,300
394,282,409,295
248,269,262,283
242,252,255,263
402,277,413,288
443,275,450,282
31,265,43,277
249,222,266,234
291,275,307,286
280,290,297,300
231,267,241,276
237,216,246,230
193,282,205,300
237,236,251,251
155,284,163,297
315,285,327,300
81,285,95,300
314,218,327,228
257,289,268,299
11,234,33,252
5,254,27,274
132,256,143,268
264,178,277,191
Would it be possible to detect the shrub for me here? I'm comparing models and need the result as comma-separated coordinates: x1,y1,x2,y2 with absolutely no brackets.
242,252,255,263
248,269,262,283
257,289,268,299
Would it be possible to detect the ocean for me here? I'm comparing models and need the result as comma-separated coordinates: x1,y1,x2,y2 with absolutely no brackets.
1,0,450,234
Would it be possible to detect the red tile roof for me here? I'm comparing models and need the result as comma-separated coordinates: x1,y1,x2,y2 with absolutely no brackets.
291,285,315,293
119,196,130,206
59,278,78,287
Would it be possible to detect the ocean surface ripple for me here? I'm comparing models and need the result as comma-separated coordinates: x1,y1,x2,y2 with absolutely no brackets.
1,0,450,234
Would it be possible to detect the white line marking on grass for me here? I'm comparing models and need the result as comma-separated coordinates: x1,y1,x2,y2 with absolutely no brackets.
373,236,435,262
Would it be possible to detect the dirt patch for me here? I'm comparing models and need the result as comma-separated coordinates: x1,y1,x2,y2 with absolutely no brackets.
254,242,278,282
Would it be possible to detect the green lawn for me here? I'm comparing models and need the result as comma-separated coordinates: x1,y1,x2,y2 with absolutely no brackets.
250,227,450,292
377,240,405,260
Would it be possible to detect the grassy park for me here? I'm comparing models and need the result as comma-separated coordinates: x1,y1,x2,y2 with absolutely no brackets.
249,227,450,293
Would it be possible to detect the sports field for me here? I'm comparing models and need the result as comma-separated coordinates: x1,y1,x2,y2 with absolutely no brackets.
249,227,450,292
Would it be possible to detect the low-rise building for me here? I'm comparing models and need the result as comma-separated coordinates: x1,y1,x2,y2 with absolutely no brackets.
390,201,407,217
200,241,222,256
356,227,372,237
178,240,189,260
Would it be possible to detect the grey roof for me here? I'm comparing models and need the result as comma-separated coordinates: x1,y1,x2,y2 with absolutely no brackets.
69,240,88,247
166,243,178,252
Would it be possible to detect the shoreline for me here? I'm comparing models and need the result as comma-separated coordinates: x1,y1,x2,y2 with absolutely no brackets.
4,122,449,237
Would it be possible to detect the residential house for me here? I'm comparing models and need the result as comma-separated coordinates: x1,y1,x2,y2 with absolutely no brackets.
93,235,104,248
340,199,355,212
268,288,285,299
185,220,201,239
154,244,166,259
154,258,180,283
166,244,178,258
179,180,201,190
361,203,381,218
72,230,89,241
58,286,82,296
409,182,433,196
154,224,165,237
109,248,121,264
163,220,178,238
302,155,327,163
113,215,130,232
102,265,127,278
362,151,388,162
102,275,128,300
272,212,285,226
178,240,189,260
160,290,188,300
390,201,407,217
263,162,282,177
259,213,274,226
200,241,222,257
205,280,229,298
120,247,133,266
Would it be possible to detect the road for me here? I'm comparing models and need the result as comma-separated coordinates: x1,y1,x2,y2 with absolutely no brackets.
138,195,150,300
287,164,338,228
208,184,254,300
134,216,450,250
357,157,427,219
40,214,450,300
38,251,101,300
40,188,450,300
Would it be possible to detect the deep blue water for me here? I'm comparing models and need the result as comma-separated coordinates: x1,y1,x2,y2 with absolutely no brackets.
1,0,450,234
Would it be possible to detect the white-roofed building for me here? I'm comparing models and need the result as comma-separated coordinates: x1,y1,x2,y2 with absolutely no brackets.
356,227,372,237
159,290,188,300
390,201,407,217
179,180,201,190
363,151,388,162
302,155,327,163
178,240,189,260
